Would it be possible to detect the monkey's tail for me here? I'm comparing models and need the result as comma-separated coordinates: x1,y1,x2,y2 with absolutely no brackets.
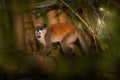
77,30,90,56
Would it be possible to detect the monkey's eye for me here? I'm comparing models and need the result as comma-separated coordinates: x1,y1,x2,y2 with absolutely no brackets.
38,32,41,34
40,28,43,30
36,32,39,35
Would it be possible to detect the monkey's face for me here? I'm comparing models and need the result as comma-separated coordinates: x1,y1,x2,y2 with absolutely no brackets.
35,27,46,40
35,30,42,39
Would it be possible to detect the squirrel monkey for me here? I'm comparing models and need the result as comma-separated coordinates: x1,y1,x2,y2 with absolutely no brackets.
35,23,89,56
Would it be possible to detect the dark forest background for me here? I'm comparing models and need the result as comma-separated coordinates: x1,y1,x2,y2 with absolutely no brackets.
0,0,120,80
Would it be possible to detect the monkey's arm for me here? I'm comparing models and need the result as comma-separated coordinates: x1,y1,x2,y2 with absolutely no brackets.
43,31,52,56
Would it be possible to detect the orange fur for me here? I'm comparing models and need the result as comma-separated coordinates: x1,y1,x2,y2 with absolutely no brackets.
46,23,79,41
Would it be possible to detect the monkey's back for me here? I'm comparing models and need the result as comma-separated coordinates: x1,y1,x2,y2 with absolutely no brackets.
46,23,78,42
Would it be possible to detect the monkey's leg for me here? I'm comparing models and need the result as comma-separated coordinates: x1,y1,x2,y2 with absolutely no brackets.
76,30,90,55
68,43,81,56
60,33,78,56
60,43,72,55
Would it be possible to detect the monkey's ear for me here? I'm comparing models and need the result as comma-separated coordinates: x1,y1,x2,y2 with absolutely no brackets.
42,29,46,34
